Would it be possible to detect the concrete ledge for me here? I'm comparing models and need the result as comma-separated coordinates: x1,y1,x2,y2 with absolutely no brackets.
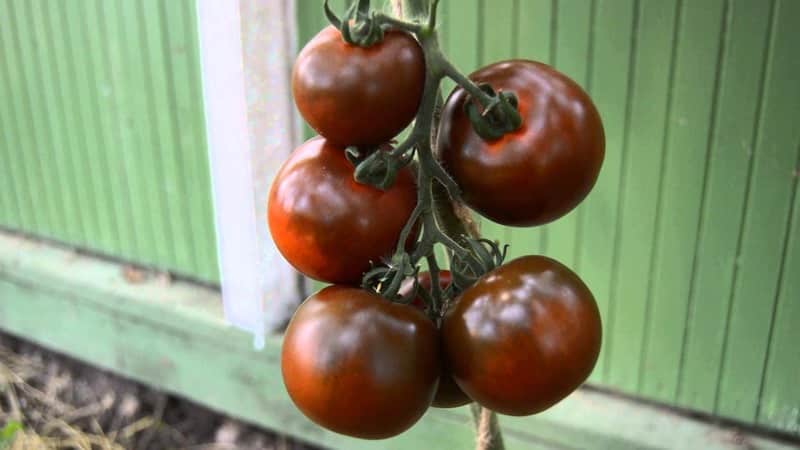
0,231,794,450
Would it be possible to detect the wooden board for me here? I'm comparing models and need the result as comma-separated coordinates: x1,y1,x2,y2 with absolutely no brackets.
1,231,797,449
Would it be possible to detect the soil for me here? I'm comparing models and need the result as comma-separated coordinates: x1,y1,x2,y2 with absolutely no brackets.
0,333,321,450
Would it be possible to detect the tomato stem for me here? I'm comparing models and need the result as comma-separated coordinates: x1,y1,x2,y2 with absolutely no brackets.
361,0,507,313
389,3,507,450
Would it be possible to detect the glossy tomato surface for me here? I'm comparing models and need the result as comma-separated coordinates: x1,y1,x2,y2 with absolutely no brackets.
442,255,601,416
281,286,440,439
268,137,417,284
293,26,425,146
438,60,605,227
399,270,472,408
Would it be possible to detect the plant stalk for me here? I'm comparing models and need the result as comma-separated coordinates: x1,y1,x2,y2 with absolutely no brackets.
387,2,506,450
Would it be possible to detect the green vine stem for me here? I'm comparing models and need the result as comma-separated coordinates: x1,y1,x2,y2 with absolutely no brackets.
384,2,506,450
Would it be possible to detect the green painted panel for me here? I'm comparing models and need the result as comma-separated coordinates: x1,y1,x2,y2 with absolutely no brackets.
507,0,555,260
40,0,97,248
9,1,69,243
25,0,86,246
0,1,50,233
293,0,800,434
605,0,679,390
64,0,122,253
716,0,800,423
677,0,773,412
2,230,797,450
758,146,800,433
82,0,137,258
478,0,515,249
161,0,219,281
539,0,593,270
0,6,25,231
0,0,218,282
640,0,726,402
578,0,635,384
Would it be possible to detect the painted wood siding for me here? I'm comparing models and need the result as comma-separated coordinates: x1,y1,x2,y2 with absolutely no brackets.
0,0,218,282
297,0,800,434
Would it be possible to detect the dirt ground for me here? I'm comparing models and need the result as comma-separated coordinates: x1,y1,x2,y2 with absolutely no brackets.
0,333,320,450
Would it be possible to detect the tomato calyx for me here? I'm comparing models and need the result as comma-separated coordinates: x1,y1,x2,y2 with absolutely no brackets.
464,84,522,141
349,145,416,191
362,252,420,301
450,237,508,292
324,0,385,47
324,0,432,48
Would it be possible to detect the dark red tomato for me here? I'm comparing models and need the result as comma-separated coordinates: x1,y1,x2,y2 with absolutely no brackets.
441,255,601,416
438,60,605,227
399,271,473,408
292,26,425,146
268,137,417,284
281,286,439,439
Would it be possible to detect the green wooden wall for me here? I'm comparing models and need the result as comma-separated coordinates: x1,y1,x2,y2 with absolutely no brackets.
0,0,218,282
297,0,800,435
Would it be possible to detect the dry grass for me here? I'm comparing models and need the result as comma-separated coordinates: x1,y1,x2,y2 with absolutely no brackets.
0,335,316,450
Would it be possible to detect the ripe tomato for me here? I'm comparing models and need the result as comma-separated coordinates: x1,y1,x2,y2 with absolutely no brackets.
281,286,440,439
438,60,605,226
399,270,473,408
441,255,601,416
292,26,425,146
268,137,417,284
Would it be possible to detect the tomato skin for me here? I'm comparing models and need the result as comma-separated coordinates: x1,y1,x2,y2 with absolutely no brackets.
281,286,440,439
292,26,425,146
399,271,473,408
438,60,605,227
441,255,601,416
431,366,472,408
268,137,417,284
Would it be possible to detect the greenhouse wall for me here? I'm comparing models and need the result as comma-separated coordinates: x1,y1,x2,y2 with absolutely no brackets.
0,0,798,437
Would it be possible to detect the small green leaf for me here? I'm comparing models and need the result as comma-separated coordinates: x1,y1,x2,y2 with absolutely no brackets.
0,420,23,448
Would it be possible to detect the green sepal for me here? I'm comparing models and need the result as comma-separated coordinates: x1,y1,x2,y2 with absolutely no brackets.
464,84,522,141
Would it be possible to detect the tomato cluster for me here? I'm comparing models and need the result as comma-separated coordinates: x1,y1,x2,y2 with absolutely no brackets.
268,10,604,441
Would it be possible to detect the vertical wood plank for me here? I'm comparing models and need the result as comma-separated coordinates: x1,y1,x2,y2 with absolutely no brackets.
101,0,154,263
0,1,49,233
9,0,68,240
677,0,773,412
163,0,218,281
0,7,27,230
46,1,105,247
436,0,453,96
441,0,480,73
184,0,219,281
39,1,94,247
541,0,593,270
24,0,85,244
477,0,514,249
605,0,679,390
506,0,554,261
716,0,800,422
640,0,726,401
578,0,636,384
439,0,480,268
118,0,175,266
758,143,800,432
140,0,196,271
68,0,126,254
85,0,139,258
62,0,120,249
0,111,19,228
